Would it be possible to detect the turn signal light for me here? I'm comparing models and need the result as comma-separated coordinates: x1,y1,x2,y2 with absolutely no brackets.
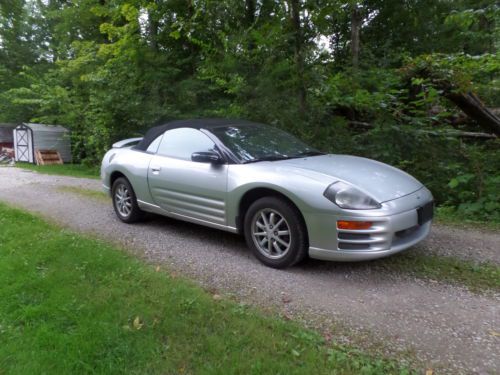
337,221,373,230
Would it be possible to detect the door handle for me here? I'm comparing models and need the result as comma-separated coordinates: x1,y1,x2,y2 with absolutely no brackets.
151,166,161,174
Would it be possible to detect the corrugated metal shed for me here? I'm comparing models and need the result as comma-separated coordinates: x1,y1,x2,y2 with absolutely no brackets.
0,123,16,145
14,123,72,163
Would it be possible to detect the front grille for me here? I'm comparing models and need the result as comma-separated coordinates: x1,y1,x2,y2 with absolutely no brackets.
337,231,376,251
338,242,368,250
338,232,371,240
395,226,419,238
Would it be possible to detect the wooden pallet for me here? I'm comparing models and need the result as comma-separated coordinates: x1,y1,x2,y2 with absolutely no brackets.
35,149,63,165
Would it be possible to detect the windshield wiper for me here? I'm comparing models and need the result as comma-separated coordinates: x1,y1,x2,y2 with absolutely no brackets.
293,151,325,157
243,155,294,164
243,151,324,164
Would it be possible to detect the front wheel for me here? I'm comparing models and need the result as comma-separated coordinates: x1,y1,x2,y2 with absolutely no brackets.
244,197,308,269
111,177,144,223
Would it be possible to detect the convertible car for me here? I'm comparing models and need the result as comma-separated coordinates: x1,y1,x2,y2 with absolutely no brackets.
101,119,433,268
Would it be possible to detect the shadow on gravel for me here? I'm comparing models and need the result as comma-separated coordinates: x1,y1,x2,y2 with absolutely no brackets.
140,212,247,248
138,212,412,278
124,211,500,293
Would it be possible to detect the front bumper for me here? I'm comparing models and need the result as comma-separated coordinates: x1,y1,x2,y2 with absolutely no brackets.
306,188,433,262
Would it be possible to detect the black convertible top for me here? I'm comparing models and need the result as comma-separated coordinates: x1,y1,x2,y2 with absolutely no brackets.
134,118,260,151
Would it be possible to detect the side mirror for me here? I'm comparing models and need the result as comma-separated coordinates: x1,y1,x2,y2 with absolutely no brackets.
191,151,224,164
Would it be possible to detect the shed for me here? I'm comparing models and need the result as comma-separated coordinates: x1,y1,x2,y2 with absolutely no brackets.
0,123,16,149
14,123,72,164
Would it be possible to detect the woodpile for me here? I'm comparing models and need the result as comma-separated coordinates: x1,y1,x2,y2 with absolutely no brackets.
35,149,63,165
0,147,14,165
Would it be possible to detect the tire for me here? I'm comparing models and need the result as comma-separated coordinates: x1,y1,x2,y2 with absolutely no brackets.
111,177,144,223
244,196,308,269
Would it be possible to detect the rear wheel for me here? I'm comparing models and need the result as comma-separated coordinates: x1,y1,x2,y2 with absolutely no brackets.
112,177,144,223
244,197,308,268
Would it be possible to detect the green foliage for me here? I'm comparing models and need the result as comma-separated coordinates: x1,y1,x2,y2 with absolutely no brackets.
446,143,500,221
444,2,500,55
0,0,498,219
403,52,500,104
435,206,500,230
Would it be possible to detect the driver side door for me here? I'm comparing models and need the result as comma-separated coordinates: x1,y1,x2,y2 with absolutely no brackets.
147,128,228,226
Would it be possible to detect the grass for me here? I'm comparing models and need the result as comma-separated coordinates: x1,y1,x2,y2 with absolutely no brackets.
0,203,412,375
15,162,99,179
435,206,500,231
380,252,500,293
57,186,108,201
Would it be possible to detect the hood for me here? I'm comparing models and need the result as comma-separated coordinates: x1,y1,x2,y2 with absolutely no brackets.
280,154,423,203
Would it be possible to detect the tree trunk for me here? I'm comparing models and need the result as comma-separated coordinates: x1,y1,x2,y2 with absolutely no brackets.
407,65,500,136
445,91,500,136
259,0,274,21
245,0,256,50
186,0,197,76
347,121,497,139
245,0,256,26
288,0,307,116
148,11,159,52
350,4,361,68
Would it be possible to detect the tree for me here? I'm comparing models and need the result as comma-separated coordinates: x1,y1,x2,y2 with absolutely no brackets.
288,0,307,115
350,2,361,68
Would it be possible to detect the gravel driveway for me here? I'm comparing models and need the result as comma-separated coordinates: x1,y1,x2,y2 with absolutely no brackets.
1,167,499,374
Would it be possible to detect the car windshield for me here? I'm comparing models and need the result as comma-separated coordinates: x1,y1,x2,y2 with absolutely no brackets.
210,124,322,163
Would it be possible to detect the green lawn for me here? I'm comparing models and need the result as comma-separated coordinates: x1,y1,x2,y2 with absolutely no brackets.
0,203,411,374
381,251,500,292
15,162,100,179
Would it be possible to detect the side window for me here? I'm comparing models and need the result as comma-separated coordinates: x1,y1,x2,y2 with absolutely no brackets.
146,134,163,153
157,128,216,160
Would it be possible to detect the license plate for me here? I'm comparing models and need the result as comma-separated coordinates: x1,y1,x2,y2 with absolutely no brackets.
417,201,434,225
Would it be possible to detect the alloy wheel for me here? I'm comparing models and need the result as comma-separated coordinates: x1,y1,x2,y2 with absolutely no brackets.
114,183,132,217
251,208,292,260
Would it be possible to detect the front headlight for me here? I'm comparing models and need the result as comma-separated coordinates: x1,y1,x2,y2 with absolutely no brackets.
323,181,381,210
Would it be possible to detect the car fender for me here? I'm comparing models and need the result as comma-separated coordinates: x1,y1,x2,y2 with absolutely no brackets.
103,148,154,203
226,163,335,228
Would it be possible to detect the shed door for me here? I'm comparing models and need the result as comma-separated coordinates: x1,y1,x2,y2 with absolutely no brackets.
14,126,34,163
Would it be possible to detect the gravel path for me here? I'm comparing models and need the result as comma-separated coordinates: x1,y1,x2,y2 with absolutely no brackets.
419,225,500,265
1,167,499,374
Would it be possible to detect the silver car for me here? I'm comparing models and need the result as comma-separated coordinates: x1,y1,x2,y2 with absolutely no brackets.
101,119,433,268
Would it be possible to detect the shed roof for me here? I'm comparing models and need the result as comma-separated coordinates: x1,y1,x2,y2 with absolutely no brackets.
21,123,69,132
0,123,17,128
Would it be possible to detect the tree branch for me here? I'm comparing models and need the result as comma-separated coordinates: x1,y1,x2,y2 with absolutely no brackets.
347,121,498,139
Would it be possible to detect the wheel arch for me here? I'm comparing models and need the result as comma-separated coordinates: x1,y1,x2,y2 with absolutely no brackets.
110,170,128,188
236,187,309,243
